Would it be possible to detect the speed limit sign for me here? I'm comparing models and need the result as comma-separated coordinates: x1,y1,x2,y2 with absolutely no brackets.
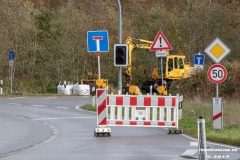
207,64,227,84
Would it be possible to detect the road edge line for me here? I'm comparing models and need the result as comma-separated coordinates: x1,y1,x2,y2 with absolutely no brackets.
0,115,58,158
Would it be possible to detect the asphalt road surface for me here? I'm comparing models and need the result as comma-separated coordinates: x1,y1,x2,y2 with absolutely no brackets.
0,96,239,160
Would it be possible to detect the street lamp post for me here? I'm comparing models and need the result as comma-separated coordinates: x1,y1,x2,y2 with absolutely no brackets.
117,0,122,94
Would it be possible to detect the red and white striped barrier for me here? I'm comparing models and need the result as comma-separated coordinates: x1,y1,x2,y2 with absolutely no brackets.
96,89,107,126
96,89,181,129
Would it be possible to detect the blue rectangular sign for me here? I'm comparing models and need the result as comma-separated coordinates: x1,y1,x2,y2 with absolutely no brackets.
87,30,109,52
9,50,15,60
194,54,205,65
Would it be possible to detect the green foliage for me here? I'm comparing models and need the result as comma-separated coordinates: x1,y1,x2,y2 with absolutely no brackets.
171,61,240,99
36,10,57,40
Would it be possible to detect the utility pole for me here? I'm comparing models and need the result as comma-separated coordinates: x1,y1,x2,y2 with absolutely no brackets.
117,0,122,94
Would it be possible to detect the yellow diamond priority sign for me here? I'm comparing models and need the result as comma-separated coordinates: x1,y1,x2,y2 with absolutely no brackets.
204,37,230,63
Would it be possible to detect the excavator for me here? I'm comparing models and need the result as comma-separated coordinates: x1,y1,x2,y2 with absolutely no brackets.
124,37,194,95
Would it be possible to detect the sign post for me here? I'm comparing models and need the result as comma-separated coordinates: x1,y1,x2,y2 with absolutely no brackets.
204,37,230,130
87,30,109,80
93,36,103,79
9,50,15,94
150,30,172,86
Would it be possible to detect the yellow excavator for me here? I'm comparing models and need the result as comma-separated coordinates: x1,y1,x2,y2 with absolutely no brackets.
81,72,108,89
124,36,194,95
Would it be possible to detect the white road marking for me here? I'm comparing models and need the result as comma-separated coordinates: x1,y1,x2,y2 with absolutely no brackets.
44,97,57,100
180,149,198,157
0,140,5,143
1,121,58,157
7,97,26,100
32,105,46,107
33,116,95,121
181,133,240,149
190,141,199,147
180,142,199,158
55,107,69,110
7,103,22,106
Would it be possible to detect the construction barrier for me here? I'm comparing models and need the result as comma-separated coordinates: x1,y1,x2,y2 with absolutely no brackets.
96,89,182,130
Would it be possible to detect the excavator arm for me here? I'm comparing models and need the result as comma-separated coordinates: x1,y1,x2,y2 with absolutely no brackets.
124,37,153,87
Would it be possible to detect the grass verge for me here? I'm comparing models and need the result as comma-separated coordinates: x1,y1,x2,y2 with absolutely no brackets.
81,104,96,112
180,99,240,146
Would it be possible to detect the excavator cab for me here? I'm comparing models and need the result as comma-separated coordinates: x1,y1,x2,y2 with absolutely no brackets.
150,55,189,90
154,55,187,80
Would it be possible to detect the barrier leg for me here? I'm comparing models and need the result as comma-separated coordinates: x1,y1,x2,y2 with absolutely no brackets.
168,128,183,134
168,97,183,134
94,127,111,137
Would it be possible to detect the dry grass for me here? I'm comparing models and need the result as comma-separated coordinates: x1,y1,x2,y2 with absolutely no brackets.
179,97,240,146
222,98,240,125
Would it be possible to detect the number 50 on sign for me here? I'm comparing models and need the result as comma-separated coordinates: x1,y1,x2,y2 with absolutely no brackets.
207,64,227,84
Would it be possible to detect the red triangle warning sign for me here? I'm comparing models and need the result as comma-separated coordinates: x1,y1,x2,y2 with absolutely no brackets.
150,31,172,51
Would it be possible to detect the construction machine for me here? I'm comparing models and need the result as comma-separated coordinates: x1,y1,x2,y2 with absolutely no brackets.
124,36,194,95
81,72,108,91
123,37,153,94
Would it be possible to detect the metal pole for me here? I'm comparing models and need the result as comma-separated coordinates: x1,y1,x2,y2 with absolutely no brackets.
96,39,101,79
117,0,122,44
117,0,122,94
161,58,163,86
198,116,207,160
10,66,13,94
97,52,101,79
0,80,3,95
216,84,218,97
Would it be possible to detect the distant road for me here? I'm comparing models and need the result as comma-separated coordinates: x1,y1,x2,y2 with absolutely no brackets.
0,96,239,160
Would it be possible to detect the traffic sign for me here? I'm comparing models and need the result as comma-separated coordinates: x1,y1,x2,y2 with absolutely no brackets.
87,30,109,52
207,64,227,84
204,37,230,63
155,50,167,57
9,60,14,67
194,53,205,70
150,31,172,51
194,54,204,65
9,50,15,60
212,97,222,130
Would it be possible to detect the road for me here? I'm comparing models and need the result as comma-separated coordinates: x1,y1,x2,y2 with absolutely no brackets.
0,96,239,160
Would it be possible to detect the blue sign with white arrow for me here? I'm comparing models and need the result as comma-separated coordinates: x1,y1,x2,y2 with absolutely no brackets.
194,54,205,65
9,50,15,60
87,30,109,52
